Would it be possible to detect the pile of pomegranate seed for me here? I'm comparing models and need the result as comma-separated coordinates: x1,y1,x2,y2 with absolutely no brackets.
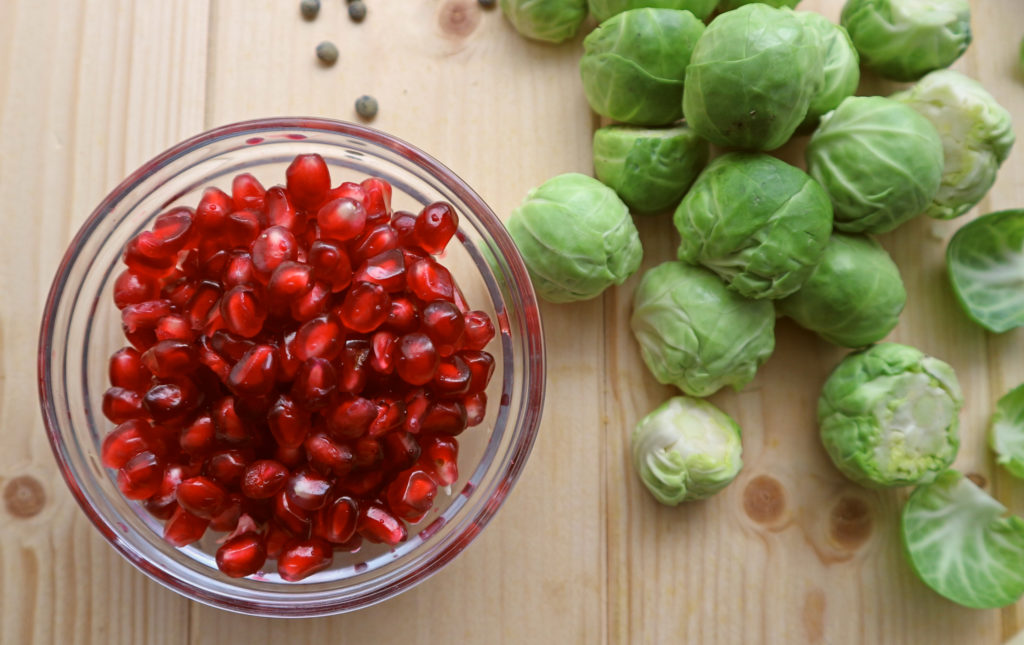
102,153,495,581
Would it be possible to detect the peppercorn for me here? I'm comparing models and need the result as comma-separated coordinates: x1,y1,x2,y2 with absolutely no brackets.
348,1,367,22
478,0,496,7
355,95,379,120
300,0,320,20
316,41,339,66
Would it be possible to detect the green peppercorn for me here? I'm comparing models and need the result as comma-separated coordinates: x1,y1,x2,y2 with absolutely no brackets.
316,41,339,66
300,0,320,20
348,1,367,22
355,95,378,120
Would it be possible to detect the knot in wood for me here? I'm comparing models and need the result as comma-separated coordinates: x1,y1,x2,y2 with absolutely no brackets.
4,475,47,518
439,1,480,38
742,475,785,524
827,496,872,550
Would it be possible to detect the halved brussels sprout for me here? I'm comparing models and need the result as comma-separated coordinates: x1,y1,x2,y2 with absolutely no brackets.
902,470,1024,609
893,70,1015,220
499,0,588,44
778,234,906,348
796,12,859,129
593,124,709,214
632,396,743,505
946,209,1024,333
806,96,944,234
588,0,719,22
989,384,1024,479
674,153,832,300
508,173,643,303
841,0,971,82
683,4,824,151
631,261,775,397
818,343,962,488
580,8,705,126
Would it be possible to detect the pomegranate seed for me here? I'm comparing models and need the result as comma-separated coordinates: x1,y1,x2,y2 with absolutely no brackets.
277,330,302,382
143,379,202,423
205,449,250,487
368,398,407,437
210,330,255,361
361,177,393,222
263,522,294,559
395,333,439,386
334,533,364,553
163,279,198,311
338,281,390,333
224,209,263,249
337,339,371,393
144,462,195,520
232,173,266,211
407,258,455,302
317,197,366,243
227,344,278,396
116,450,164,499
309,240,353,293
325,396,377,439
268,394,310,448
382,431,421,472
154,314,193,342
277,538,333,582
267,261,313,303
176,476,230,519
357,503,406,545
275,443,306,468
291,281,331,322
338,469,385,497
461,350,495,394
327,181,367,206
264,186,299,231
180,413,216,456
314,495,358,543
385,296,420,334
291,358,337,409
421,300,465,357
274,490,313,536
431,355,472,398
370,330,397,374
197,337,232,383
113,270,159,309
287,154,331,212
464,392,487,427
251,226,297,277
121,300,173,334
242,460,290,499
414,202,458,254
163,506,211,547
304,432,355,476
187,282,222,331
210,494,245,532
141,339,198,379
284,467,333,511
294,315,344,361
212,396,251,443
403,388,432,434
462,310,495,350
422,400,468,436
220,286,266,338
386,468,438,520
354,249,406,293
217,533,267,578
353,437,383,469
391,211,418,248
101,419,156,468
196,186,233,234
350,223,399,266
102,386,146,423
420,435,459,486
222,252,257,288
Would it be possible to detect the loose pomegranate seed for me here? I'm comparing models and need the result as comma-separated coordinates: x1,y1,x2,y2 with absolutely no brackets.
222,252,257,288
220,285,266,338
357,503,406,545
163,506,211,547
264,186,299,231
232,173,266,212
291,358,337,409
391,211,418,248
338,469,385,497
381,431,421,472
285,467,333,511
305,432,355,477
143,379,202,423
414,202,458,254
197,337,232,383
263,521,294,559
102,386,146,423
113,270,160,309
431,355,472,398
354,249,406,293
419,435,459,486
251,226,298,277
210,330,255,361
406,258,455,302
309,240,353,293
337,281,390,333
121,300,173,334
242,460,290,499
223,209,263,249
274,490,313,536
368,398,407,437
277,538,333,582
313,495,358,543
180,413,216,456
403,388,432,434
464,392,487,427
385,296,420,334
352,437,383,469
277,330,302,382
101,419,156,468
117,450,164,499
421,300,466,357
291,281,331,322
286,154,332,212
268,394,310,448
337,339,371,393
212,396,251,443
217,533,267,578
325,395,376,439
395,333,439,386
210,494,245,532
294,315,344,361
154,314,193,342
144,462,195,520
361,177,392,222
326,181,366,206
350,223,399,266
317,197,366,243
421,400,468,436
205,449,250,488
369,330,397,374
461,350,495,394
163,278,198,312
196,187,233,234
176,476,230,519
462,310,495,350
227,344,278,397
141,339,198,379
267,261,314,304
386,468,438,521
187,282,222,331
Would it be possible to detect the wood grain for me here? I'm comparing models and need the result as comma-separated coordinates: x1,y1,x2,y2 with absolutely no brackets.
1,0,1022,643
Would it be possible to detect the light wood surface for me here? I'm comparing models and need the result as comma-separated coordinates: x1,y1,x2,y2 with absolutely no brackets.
1,1,1022,643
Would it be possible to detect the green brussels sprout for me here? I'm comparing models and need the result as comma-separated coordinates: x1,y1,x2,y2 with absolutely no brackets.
499,0,588,44
631,261,775,397
719,0,799,9
806,96,944,234
683,4,824,151
778,234,906,348
893,70,1015,220
580,9,705,126
674,153,832,300
902,470,1024,609
818,342,962,488
989,384,1024,479
508,173,642,303
632,396,743,505
946,209,1024,333
841,0,971,82
588,0,719,22
796,12,860,129
592,124,710,214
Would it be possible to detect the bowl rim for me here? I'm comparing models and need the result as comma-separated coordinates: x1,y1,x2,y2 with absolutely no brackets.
37,117,546,615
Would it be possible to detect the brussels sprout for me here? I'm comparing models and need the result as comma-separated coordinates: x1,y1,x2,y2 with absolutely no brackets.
592,124,710,214
841,0,971,82
508,173,642,303
806,96,944,234
902,470,1024,609
674,153,832,300
893,70,1015,220
778,234,906,348
631,261,775,397
632,396,743,505
796,12,859,129
818,343,962,488
588,0,719,22
580,9,705,126
946,209,1024,333
499,0,587,44
718,0,799,9
683,4,824,151
989,384,1024,479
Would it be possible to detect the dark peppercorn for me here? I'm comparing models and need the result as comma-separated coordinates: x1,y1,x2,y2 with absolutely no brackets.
316,41,339,66
355,95,378,120
300,0,320,20
348,1,367,22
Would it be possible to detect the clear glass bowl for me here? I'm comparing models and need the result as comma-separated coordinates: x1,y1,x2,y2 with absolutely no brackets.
37,118,545,617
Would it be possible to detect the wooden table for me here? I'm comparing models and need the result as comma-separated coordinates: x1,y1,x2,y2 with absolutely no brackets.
2,1,1023,643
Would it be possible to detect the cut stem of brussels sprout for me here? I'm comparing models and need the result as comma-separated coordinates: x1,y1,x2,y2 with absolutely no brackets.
902,470,1024,609
989,384,1024,479
946,209,1024,333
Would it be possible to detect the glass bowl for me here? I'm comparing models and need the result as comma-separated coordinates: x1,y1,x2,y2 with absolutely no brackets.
37,117,545,617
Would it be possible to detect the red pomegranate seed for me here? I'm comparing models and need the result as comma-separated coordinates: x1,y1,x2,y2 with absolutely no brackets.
264,186,299,231
414,202,458,254
122,299,173,334
222,252,257,288
113,270,159,309
369,330,397,374
357,503,407,546
352,436,383,469
212,396,251,443
361,177,392,222
403,388,432,434
210,330,255,362
461,350,495,394
462,310,495,350
291,358,337,409
232,173,266,211
286,154,331,212
263,522,294,559
210,494,245,532
196,186,233,234
350,223,399,266
144,379,202,423
277,330,302,382
163,279,198,312
102,386,146,423
337,339,371,393
406,258,455,302
205,449,250,488
309,240,353,293
381,431,421,472
101,419,156,468
197,337,231,383
220,285,266,338
304,432,355,476
325,396,376,439
391,211,418,248
386,468,438,521
274,490,313,536
294,314,344,361
334,533,364,553
354,249,406,293
163,506,211,547
227,344,278,396
144,462,195,520
154,314,192,342
116,450,164,500
141,339,198,379
326,181,367,206
431,355,472,398
317,197,366,243
242,460,290,499
251,226,297,277
313,495,358,543
421,400,468,436
385,296,420,334
277,538,333,582
395,333,439,386
368,398,407,437
338,469,385,497
420,435,459,486
421,300,465,357
108,347,151,391
180,413,216,456
217,533,267,578
273,444,304,469
284,467,333,511
291,281,330,322
268,394,310,448
223,209,262,249
338,281,390,334
464,392,487,427
176,476,230,519
150,207,196,255
267,261,313,303
187,282,222,331
122,236,177,277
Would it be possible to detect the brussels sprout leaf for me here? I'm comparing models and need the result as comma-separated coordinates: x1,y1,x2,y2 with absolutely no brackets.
946,210,1024,333
990,384,1024,479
